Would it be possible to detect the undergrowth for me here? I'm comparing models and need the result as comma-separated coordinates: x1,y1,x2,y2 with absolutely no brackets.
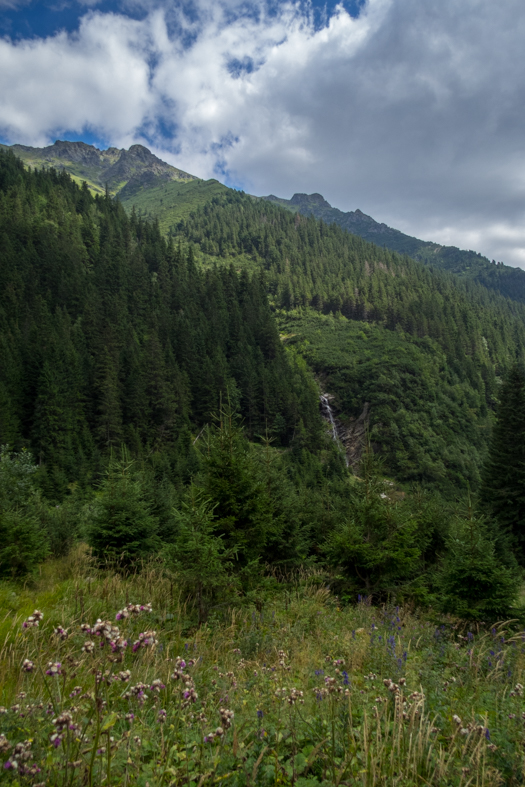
0,547,524,786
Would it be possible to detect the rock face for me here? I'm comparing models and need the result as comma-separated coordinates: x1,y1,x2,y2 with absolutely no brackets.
290,192,332,210
6,140,198,196
339,402,370,467
320,393,370,467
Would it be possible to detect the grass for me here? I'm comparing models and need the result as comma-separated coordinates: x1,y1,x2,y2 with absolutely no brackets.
0,547,524,785
119,179,231,234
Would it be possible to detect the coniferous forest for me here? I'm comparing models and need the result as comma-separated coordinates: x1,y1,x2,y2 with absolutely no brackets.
5,148,525,784
2,146,525,614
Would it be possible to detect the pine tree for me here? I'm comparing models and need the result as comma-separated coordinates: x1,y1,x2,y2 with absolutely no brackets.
88,450,160,565
436,495,520,621
479,364,525,560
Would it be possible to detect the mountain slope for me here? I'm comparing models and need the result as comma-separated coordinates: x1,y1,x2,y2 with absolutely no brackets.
176,189,525,493
262,192,525,304
0,150,321,498
0,139,199,196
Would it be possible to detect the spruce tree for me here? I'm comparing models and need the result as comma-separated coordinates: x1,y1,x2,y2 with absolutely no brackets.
88,450,160,565
479,363,525,560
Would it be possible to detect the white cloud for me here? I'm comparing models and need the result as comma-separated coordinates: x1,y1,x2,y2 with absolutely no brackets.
1,0,525,265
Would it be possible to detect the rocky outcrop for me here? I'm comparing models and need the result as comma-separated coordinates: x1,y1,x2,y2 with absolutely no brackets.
320,393,370,467
339,402,370,467
7,140,198,195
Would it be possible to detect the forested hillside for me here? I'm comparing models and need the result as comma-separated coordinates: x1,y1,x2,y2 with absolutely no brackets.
263,191,525,304
1,149,523,629
0,150,320,498
176,191,525,492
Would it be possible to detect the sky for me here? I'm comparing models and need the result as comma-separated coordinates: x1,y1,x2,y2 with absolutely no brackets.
1,0,525,267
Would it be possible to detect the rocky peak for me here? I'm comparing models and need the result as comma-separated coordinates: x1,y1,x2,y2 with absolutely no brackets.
290,192,332,209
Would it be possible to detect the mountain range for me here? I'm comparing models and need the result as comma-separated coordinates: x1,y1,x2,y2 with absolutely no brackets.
262,192,525,304
3,139,525,499
4,139,525,305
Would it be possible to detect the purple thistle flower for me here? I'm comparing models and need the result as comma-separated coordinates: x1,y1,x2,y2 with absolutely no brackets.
257,710,264,719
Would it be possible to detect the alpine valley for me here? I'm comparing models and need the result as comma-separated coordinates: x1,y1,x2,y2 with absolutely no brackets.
3,138,525,784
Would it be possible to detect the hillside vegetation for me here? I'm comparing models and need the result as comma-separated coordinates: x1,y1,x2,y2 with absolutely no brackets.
3,142,525,784
262,192,525,305
175,190,525,494
0,550,523,786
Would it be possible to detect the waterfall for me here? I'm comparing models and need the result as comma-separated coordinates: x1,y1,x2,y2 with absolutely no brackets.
320,395,338,441
320,394,349,466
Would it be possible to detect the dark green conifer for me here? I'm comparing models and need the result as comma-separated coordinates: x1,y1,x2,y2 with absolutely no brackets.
479,363,525,560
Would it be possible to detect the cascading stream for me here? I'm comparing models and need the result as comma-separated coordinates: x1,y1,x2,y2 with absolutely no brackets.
320,394,349,466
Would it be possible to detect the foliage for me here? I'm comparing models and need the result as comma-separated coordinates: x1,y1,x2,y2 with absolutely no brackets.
435,495,521,621
479,364,525,562
1,555,525,785
162,486,239,623
88,451,160,564
278,310,489,494
0,151,320,496
0,446,48,578
324,447,425,602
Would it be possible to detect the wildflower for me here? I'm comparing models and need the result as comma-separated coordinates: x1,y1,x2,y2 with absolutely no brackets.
132,630,158,653
119,670,132,682
22,659,34,672
220,708,234,729
50,734,62,749
133,736,141,746
257,710,264,719
24,610,44,628
69,686,82,697
287,688,304,705
92,619,121,643
125,713,135,722
82,641,95,653
12,740,32,762
53,626,69,640
45,662,61,677
110,637,128,653
157,709,167,723
150,679,165,692
0,735,10,754
80,623,92,634
52,711,76,734
452,714,462,725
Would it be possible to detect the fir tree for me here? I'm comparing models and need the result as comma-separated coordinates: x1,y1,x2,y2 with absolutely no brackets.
88,450,160,565
479,363,525,560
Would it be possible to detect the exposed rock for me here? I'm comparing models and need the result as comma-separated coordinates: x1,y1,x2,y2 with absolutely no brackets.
319,392,370,467
340,402,370,467
7,140,198,195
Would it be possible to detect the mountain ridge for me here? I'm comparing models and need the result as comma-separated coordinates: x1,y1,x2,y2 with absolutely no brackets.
5,138,525,305
262,191,525,304
0,139,199,196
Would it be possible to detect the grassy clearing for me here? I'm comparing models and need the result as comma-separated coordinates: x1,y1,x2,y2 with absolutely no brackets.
0,547,524,785
119,179,230,234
